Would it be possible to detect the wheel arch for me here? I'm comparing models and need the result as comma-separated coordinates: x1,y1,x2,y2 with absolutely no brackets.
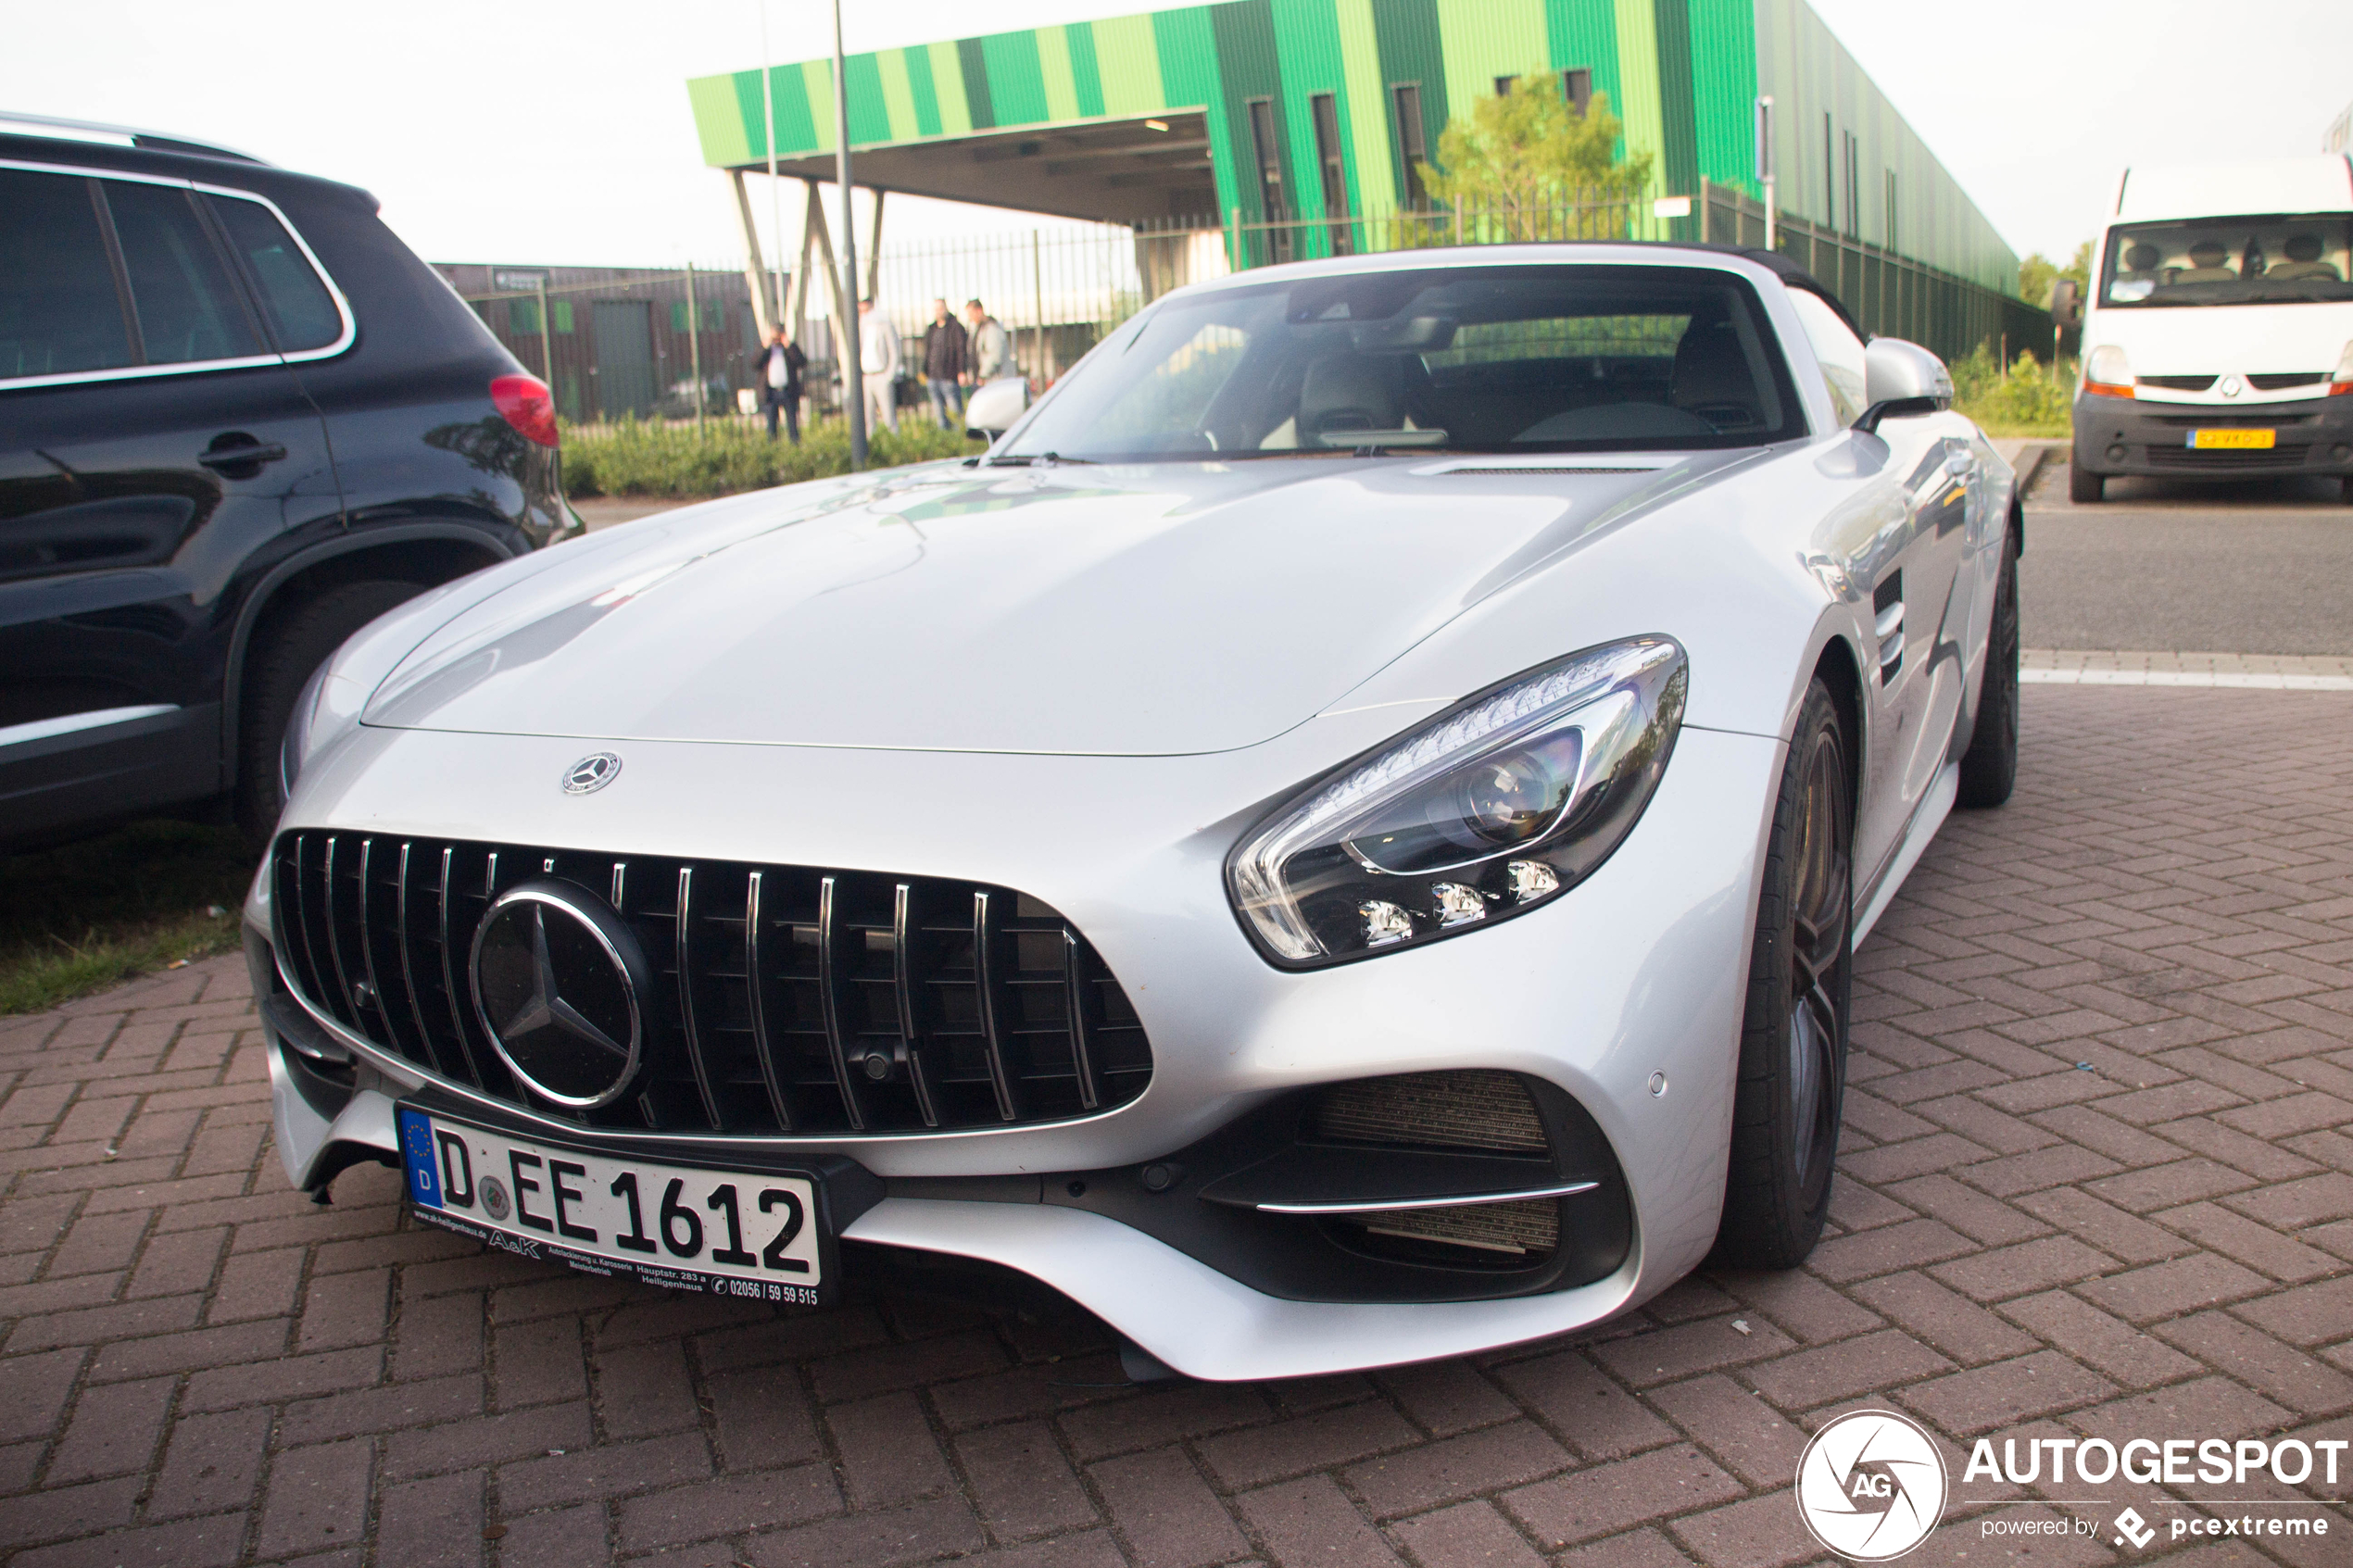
220,522,517,789
1807,630,1867,825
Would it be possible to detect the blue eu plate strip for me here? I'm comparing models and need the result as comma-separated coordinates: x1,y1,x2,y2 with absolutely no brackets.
398,1107,442,1209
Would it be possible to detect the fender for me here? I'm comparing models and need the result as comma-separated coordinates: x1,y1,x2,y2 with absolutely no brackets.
218,520,521,789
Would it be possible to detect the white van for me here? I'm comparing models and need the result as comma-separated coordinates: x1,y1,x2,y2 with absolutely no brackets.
2070,157,2353,502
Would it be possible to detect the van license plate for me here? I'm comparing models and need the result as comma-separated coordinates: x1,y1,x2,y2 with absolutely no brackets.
2189,429,2275,449
396,1106,825,1303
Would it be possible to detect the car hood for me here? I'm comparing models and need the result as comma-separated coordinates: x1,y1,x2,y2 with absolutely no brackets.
364,456,1736,756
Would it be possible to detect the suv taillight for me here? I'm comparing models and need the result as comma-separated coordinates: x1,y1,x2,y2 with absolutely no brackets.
490,373,560,446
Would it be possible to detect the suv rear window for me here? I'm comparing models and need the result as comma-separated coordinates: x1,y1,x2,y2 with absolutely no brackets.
0,168,136,378
208,195,342,351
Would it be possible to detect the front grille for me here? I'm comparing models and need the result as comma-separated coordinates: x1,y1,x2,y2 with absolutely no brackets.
1363,1199,1559,1256
1312,1070,1548,1153
2138,374,2215,392
2248,372,2326,391
2145,443,2311,468
270,831,1151,1135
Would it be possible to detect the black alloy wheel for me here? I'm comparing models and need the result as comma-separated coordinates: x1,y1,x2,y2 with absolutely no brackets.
1710,679,1853,1270
1957,520,2020,808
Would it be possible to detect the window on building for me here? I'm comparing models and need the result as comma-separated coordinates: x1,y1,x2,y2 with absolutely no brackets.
1310,93,1353,257
1563,69,1592,117
1494,75,1516,97
1884,170,1897,251
552,299,574,334
1822,116,1834,231
1247,97,1292,262
1843,132,1861,240
671,299,723,332
510,298,542,334
1392,84,1428,208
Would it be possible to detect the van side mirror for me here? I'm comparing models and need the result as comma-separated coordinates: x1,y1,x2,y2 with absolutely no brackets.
1855,337,1953,433
2049,278,2082,327
964,376,1031,438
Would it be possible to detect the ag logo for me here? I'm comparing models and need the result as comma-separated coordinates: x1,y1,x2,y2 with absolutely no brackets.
1794,1409,1948,1561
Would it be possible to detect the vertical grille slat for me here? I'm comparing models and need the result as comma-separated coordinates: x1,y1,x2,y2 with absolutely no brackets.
971,890,1021,1123
743,871,797,1132
815,876,868,1131
269,830,1151,1135
673,866,724,1131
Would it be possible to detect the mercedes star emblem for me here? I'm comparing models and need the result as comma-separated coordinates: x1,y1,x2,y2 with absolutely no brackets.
469,879,650,1108
561,752,623,795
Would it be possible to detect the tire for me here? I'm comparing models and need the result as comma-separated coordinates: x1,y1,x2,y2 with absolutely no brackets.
1957,524,2020,809
1709,680,1853,1271
234,579,423,848
2068,460,2104,503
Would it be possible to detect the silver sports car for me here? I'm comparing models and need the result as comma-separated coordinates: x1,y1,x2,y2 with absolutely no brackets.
251,244,2020,1379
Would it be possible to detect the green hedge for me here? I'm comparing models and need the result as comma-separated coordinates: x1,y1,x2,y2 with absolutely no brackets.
563,416,981,498
1951,345,2074,439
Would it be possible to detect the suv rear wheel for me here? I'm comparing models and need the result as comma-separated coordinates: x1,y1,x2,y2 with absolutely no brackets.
235,579,422,847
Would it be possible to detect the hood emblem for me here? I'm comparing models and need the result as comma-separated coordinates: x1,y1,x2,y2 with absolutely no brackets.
2220,374,2244,398
470,880,649,1108
561,752,622,795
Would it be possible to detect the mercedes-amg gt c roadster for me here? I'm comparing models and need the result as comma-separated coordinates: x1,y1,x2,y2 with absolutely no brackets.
251,245,2020,1379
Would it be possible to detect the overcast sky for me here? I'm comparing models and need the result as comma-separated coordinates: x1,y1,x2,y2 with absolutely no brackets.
5,0,2349,277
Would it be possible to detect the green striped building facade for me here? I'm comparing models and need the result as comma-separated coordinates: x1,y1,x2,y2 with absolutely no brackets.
687,0,2019,297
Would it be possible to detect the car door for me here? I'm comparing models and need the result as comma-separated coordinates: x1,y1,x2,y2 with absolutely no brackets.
0,160,341,841
1781,289,1953,892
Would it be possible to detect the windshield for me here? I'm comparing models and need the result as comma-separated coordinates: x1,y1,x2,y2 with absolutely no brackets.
2100,215,2353,307
998,264,1803,461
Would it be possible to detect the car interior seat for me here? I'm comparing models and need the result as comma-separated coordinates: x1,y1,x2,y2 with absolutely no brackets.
2265,233,2343,282
1668,316,1759,432
1297,353,1410,445
2175,241,2237,282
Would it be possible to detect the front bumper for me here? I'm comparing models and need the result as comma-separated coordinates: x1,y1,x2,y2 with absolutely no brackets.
2071,390,2353,479
250,719,1782,1377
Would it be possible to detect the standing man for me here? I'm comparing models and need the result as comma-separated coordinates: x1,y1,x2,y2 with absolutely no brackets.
964,298,1014,386
922,298,969,429
749,326,807,443
857,297,902,434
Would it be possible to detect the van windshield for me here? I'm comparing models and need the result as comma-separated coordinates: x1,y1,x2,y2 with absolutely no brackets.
2101,215,2353,307
994,264,1802,462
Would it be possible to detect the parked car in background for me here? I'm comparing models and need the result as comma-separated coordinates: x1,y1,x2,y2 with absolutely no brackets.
1,112,577,851
254,244,2020,1379
2071,155,2353,501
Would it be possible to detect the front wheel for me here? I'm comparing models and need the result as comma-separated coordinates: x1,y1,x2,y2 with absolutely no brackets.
1710,680,1853,1271
2069,460,2104,503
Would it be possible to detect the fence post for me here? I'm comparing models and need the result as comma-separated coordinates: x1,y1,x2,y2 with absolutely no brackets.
685,260,704,430
1032,229,1045,389
535,278,553,386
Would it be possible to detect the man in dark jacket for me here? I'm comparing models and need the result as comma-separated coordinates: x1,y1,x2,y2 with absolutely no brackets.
750,327,807,443
921,298,969,429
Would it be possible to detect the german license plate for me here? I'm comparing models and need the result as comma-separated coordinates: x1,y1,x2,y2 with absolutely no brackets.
2189,428,2275,449
396,1106,825,1304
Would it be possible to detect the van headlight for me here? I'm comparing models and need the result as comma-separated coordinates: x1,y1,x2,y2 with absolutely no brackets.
1227,638,1687,966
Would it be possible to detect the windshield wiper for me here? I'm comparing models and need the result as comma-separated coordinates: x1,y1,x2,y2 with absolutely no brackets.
986,451,1096,467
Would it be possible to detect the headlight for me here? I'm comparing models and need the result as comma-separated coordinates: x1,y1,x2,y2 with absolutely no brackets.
1227,638,1687,966
2331,341,2353,395
2084,345,2133,396
278,659,331,800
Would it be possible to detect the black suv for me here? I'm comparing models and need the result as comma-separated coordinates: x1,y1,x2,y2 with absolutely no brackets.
2,113,576,849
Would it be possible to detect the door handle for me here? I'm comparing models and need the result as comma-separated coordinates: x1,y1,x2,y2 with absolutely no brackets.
197,441,288,470
1943,452,1972,478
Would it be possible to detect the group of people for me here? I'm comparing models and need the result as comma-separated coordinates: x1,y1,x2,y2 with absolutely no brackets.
747,296,1015,443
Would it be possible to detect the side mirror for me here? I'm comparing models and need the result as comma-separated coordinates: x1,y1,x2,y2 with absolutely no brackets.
963,375,1031,438
1855,337,1953,433
2049,278,2082,327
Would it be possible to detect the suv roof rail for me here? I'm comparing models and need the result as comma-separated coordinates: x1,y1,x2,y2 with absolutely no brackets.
0,110,271,166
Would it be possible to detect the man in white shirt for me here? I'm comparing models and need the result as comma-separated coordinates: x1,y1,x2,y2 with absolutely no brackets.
858,297,901,433
963,298,1015,385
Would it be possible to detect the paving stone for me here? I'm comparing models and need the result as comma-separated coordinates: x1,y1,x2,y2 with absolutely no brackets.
955,1420,1096,1539
829,1390,954,1508
1237,1474,1406,1568
1644,1374,1807,1488
1997,1290,2201,1389
1387,1499,1548,1568
1343,1419,1571,1519
1896,1350,2118,1434
742,1496,986,1568
1490,1349,1676,1461
1088,1448,1249,1568
1849,1272,2043,1365
1501,1445,1743,1549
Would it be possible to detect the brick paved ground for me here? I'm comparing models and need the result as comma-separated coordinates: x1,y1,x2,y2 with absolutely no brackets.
6,685,2353,1568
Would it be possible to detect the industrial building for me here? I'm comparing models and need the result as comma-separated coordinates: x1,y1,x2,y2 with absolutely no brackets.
686,0,2027,332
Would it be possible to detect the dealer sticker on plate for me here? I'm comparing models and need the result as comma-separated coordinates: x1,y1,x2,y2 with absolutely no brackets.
2188,428,2275,449
397,1106,824,1303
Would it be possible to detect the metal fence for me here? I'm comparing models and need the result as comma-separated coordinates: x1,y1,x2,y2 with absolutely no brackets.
447,187,2047,427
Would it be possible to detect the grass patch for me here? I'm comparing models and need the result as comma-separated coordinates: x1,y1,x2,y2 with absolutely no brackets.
1,820,257,1015
563,415,981,498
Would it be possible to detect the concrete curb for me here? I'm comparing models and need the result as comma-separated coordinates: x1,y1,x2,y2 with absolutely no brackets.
1991,436,2065,498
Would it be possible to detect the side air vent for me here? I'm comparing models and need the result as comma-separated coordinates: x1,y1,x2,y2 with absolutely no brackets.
269,831,1152,1137
1312,1070,1547,1153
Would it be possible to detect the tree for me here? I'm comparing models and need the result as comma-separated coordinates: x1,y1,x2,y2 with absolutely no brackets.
2018,241,2092,308
1417,70,1654,241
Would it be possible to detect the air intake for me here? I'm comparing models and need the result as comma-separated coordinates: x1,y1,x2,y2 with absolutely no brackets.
1312,1070,1547,1154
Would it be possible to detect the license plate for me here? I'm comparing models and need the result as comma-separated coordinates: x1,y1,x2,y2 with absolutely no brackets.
2188,428,2275,449
397,1106,826,1304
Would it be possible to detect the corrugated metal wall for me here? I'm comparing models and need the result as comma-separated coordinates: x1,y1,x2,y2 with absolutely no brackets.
687,0,2019,296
